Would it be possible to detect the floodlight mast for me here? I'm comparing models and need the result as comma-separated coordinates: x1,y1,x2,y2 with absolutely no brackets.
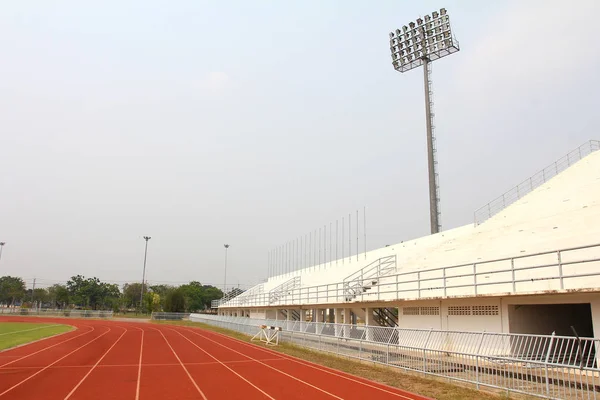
390,8,459,234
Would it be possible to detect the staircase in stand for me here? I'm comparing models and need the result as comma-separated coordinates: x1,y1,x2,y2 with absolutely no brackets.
269,277,301,304
343,255,397,301
279,309,301,320
373,307,398,327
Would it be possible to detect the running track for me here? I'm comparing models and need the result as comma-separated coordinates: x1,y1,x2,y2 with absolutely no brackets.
0,317,431,400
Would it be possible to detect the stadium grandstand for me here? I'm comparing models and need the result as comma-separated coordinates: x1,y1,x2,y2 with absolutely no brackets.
214,140,600,339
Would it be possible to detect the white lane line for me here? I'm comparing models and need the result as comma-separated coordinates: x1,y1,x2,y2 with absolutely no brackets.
0,326,95,368
63,326,128,400
152,328,208,400
0,327,111,398
0,357,286,370
178,328,343,399
0,324,62,336
134,326,144,400
187,328,419,400
169,328,275,400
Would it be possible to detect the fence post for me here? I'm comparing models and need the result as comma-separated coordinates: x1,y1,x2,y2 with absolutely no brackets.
475,331,486,390
417,271,421,299
423,329,433,375
544,332,556,396
386,327,397,366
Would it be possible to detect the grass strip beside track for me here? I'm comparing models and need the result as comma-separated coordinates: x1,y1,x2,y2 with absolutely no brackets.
154,320,536,400
0,322,73,351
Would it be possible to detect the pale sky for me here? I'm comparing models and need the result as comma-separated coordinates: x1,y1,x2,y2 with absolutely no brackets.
1,0,598,292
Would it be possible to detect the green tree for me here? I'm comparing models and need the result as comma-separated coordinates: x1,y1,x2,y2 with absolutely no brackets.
47,284,70,308
164,288,185,312
0,276,27,306
66,276,121,310
122,283,144,309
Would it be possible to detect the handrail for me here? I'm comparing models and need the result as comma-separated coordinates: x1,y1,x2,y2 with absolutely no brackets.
218,242,600,308
473,139,599,226
343,255,397,300
268,276,300,304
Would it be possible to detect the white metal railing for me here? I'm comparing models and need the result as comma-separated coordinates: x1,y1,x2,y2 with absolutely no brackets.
474,140,600,226
343,255,396,301
0,308,113,318
150,312,190,320
218,242,600,308
211,288,249,308
268,277,300,304
191,314,600,400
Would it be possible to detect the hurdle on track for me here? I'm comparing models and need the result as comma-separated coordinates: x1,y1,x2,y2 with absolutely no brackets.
251,325,282,346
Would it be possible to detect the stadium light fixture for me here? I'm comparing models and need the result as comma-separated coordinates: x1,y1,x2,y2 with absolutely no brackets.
389,8,460,234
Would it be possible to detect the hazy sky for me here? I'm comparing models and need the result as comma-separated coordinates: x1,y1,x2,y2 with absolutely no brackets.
1,0,599,291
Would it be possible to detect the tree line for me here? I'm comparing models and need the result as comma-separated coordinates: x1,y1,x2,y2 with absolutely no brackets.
0,275,226,313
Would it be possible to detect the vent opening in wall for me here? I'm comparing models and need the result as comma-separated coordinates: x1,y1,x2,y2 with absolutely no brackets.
402,306,440,316
472,305,499,315
403,307,420,315
448,306,471,315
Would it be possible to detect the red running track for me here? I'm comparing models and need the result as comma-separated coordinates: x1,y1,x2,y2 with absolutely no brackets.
0,317,432,400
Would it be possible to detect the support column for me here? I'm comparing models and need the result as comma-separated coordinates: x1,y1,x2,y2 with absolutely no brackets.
365,307,374,341
343,308,351,338
287,308,293,330
334,308,343,337
300,309,308,331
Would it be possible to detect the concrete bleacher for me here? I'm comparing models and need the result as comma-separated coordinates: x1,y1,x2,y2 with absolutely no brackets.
221,145,600,308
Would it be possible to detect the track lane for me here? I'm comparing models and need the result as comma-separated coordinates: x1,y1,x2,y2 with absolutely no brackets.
0,318,430,400
138,326,205,400
167,326,343,400
0,326,112,399
0,325,94,368
180,326,432,400
164,327,275,400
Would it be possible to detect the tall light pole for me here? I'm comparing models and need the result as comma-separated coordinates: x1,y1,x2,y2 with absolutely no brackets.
0,242,5,264
223,244,230,296
140,236,151,309
389,8,459,234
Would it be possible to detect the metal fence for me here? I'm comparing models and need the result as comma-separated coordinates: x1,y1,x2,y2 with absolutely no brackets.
0,308,113,318
474,139,600,226
190,314,600,400
150,312,190,321
218,242,600,308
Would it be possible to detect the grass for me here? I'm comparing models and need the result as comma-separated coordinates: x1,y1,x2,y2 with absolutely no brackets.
0,322,72,351
154,320,537,400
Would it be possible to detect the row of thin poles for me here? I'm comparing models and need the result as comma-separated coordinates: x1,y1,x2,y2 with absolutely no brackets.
267,207,367,278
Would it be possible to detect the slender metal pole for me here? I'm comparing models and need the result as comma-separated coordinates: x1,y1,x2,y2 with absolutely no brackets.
364,206,367,259
342,217,344,264
140,236,151,309
423,58,439,234
0,242,5,264
223,244,229,294
336,220,338,265
348,213,351,263
329,222,332,267
356,209,359,261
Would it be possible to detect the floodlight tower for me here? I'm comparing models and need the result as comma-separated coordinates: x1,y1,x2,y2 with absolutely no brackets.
389,8,459,234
